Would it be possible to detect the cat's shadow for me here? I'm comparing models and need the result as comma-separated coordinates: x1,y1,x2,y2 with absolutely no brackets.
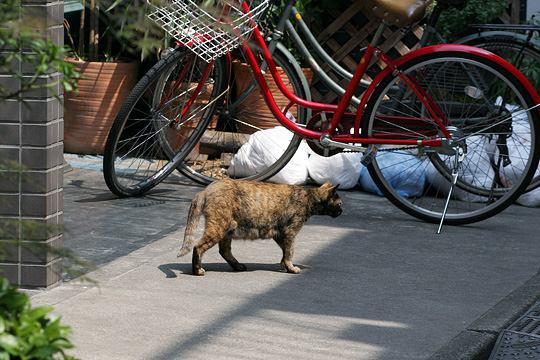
158,263,308,278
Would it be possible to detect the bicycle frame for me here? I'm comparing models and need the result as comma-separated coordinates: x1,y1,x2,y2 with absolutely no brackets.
236,1,540,150
174,1,540,151
241,23,448,146
272,2,540,109
112,0,540,223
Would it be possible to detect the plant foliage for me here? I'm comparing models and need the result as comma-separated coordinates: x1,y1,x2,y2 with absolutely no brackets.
0,0,79,100
0,278,75,359
65,0,164,62
437,0,507,39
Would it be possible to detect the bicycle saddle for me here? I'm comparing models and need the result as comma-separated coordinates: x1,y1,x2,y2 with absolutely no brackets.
365,0,432,27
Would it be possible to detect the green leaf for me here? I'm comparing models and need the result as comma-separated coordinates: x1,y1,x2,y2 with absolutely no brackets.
0,277,73,357
29,345,56,358
0,290,28,314
27,306,52,321
0,279,9,293
0,334,19,352
53,338,74,350
44,317,62,340
63,82,74,93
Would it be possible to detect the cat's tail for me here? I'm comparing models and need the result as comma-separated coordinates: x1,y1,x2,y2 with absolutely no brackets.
178,191,205,257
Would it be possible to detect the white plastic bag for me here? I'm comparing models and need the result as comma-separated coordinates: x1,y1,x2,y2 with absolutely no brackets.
496,112,540,207
425,136,496,202
307,152,364,189
228,126,309,185
515,186,540,207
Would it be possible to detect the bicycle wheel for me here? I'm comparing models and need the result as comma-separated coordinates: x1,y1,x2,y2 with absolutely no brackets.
177,45,309,185
464,38,540,91
103,49,227,197
464,38,540,191
362,51,540,225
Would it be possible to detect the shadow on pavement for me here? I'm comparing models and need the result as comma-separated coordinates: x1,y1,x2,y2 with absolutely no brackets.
158,262,308,277
62,166,540,359
150,200,540,359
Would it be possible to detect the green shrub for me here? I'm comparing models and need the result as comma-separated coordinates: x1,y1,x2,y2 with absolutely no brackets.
437,0,507,39
0,278,74,360
0,0,79,100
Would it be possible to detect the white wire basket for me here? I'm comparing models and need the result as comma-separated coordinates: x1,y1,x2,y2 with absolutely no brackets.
147,0,270,63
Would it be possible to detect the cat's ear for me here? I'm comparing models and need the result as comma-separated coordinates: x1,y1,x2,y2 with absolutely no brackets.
319,182,339,197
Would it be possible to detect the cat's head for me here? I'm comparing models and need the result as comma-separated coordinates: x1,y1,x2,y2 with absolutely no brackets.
317,182,343,218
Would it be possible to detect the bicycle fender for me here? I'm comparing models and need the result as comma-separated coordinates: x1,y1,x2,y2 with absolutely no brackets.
455,31,540,49
275,42,312,102
379,44,540,104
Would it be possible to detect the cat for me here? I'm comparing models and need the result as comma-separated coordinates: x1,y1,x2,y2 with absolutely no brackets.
177,179,343,276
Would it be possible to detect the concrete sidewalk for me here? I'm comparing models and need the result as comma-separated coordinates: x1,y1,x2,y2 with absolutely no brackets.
31,156,540,359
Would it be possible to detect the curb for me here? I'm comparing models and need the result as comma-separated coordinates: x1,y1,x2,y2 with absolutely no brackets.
428,269,540,360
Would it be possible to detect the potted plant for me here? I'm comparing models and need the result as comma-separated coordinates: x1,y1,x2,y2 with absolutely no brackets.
63,0,159,154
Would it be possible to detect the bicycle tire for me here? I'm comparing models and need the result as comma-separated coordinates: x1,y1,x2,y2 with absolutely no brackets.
462,37,540,191
176,45,309,185
103,49,227,197
460,37,540,92
362,51,540,225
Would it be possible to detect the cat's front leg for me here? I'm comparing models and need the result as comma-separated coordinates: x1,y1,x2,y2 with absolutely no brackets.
219,237,247,272
275,233,301,274
281,258,301,274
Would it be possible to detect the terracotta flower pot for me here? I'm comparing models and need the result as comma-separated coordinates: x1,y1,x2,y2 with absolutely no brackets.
233,62,313,134
64,58,139,154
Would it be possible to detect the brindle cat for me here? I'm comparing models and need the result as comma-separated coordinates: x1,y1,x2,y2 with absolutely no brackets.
178,179,343,276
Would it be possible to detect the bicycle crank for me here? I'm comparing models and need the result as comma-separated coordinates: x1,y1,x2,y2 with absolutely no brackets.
319,135,367,153
306,112,360,156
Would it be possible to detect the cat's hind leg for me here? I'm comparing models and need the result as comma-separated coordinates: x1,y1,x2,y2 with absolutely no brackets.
219,236,247,272
192,218,234,276
192,240,209,276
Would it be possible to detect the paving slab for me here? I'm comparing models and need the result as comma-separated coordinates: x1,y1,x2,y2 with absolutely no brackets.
31,157,540,360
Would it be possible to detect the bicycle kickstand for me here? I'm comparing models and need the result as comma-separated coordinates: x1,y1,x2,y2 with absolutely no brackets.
437,146,465,234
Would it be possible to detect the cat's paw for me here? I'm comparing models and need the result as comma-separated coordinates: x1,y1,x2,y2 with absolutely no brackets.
193,268,206,276
287,266,301,274
233,263,247,272
281,263,301,274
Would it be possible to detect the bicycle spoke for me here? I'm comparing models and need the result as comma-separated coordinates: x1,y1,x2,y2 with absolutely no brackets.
363,52,539,224
104,50,226,197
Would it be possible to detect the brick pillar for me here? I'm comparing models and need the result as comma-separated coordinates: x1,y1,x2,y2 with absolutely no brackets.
0,0,64,288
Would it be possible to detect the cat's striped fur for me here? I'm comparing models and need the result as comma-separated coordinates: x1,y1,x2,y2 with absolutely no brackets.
178,179,342,275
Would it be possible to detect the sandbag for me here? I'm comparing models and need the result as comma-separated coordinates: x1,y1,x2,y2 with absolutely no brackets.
228,126,309,185
307,152,364,189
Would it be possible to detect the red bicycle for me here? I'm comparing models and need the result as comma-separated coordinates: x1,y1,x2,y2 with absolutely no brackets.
104,0,540,227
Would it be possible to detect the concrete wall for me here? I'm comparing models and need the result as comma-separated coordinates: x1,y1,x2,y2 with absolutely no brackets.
0,0,64,288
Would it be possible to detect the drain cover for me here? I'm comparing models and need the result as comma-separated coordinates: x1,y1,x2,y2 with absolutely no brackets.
489,302,540,360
